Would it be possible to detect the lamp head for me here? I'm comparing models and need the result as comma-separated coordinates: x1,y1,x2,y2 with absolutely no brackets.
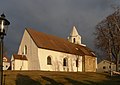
0,13,10,36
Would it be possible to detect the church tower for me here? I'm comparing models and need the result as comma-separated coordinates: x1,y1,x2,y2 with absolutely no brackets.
68,26,81,45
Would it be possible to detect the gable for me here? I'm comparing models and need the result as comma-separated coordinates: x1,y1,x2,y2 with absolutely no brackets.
26,28,95,57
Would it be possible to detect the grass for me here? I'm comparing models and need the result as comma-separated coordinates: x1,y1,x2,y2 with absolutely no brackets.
2,70,120,85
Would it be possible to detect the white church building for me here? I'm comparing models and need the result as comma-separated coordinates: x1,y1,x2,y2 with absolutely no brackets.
11,26,97,72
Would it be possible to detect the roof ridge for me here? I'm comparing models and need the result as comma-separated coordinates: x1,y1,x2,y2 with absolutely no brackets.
25,28,95,56
26,28,68,41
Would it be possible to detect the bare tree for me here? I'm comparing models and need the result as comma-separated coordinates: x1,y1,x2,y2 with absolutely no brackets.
95,8,120,71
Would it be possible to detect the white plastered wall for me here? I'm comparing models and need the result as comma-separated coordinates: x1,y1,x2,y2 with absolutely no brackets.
14,60,28,70
11,55,28,70
18,30,40,70
38,48,82,72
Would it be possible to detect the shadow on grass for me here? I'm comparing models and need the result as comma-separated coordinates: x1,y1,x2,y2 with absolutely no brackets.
84,80,98,85
16,74,41,85
64,78,117,85
15,73,120,85
65,78,84,85
41,76,63,85
98,75,120,85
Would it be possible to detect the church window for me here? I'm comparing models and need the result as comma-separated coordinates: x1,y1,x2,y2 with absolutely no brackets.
24,45,27,55
63,58,68,66
47,56,52,65
76,59,78,67
73,38,76,43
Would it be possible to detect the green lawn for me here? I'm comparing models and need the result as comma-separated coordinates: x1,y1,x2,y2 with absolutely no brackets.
3,71,120,85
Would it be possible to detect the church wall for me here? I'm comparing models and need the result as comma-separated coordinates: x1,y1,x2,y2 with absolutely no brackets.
11,56,14,70
20,60,28,70
13,60,28,70
38,48,82,72
84,55,96,72
18,30,40,70
14,60,21,70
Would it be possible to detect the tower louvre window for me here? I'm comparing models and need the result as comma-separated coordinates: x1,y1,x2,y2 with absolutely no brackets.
73,38,76,43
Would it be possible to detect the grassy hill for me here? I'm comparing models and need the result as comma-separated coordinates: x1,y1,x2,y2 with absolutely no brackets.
3,71,120,85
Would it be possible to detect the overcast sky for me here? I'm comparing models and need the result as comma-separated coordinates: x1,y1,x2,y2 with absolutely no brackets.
0,0,120,57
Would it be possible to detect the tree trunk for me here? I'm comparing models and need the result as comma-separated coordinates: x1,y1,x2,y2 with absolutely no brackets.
116,56,119,72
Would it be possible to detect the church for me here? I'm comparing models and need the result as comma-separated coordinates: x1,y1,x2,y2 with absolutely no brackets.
11,26,97,72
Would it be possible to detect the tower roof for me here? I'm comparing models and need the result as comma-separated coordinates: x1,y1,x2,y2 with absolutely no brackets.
70,26,79,36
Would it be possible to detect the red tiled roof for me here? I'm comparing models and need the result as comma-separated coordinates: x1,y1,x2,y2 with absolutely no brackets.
13,54,28,60
75,44,96,56
3,56,10,62
26,28,96,57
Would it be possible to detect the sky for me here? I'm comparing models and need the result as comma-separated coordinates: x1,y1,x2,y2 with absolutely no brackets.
0,0,120,58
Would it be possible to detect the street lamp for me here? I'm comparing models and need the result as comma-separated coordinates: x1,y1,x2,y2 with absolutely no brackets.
0,13,10,85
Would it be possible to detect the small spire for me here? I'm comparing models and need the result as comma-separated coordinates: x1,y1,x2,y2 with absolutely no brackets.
70,26,79,36
68,26,82,45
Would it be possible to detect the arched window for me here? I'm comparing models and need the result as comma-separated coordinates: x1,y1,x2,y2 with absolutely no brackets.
24,45,27,55
47,56,52,65
76,59,78,67
73,38,76,43
63,58,67,66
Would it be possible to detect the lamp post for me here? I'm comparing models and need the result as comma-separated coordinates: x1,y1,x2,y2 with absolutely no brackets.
0,14,10,85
